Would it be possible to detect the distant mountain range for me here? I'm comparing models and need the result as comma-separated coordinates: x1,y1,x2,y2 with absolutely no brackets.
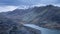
0,5,60,29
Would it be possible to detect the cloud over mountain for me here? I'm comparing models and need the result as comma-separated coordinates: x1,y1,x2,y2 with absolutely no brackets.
0,0,60,6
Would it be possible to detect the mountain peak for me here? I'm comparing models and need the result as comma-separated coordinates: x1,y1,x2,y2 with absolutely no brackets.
46,5,54,7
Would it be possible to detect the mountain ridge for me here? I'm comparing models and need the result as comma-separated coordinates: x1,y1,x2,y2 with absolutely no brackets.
0,5,60,29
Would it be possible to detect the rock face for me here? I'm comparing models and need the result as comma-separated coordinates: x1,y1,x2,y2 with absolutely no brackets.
0,21,41,34
0,15,41,34
23,26,41,34
9,26,41,34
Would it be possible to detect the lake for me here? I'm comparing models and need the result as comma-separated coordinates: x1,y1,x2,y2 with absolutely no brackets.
23,24,60,34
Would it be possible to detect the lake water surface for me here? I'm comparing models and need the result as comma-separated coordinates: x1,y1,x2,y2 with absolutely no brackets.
23,24,60,34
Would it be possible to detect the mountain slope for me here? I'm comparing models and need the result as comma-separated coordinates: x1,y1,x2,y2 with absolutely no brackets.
1,5,60,29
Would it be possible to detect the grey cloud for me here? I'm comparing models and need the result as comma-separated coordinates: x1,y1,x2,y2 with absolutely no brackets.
0,0,60,6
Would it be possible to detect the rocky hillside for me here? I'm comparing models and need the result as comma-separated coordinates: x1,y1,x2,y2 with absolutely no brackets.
0,5,60,29
0,14,41,34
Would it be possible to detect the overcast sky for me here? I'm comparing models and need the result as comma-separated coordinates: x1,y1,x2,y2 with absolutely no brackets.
0,0,60,6
0,0,60,12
